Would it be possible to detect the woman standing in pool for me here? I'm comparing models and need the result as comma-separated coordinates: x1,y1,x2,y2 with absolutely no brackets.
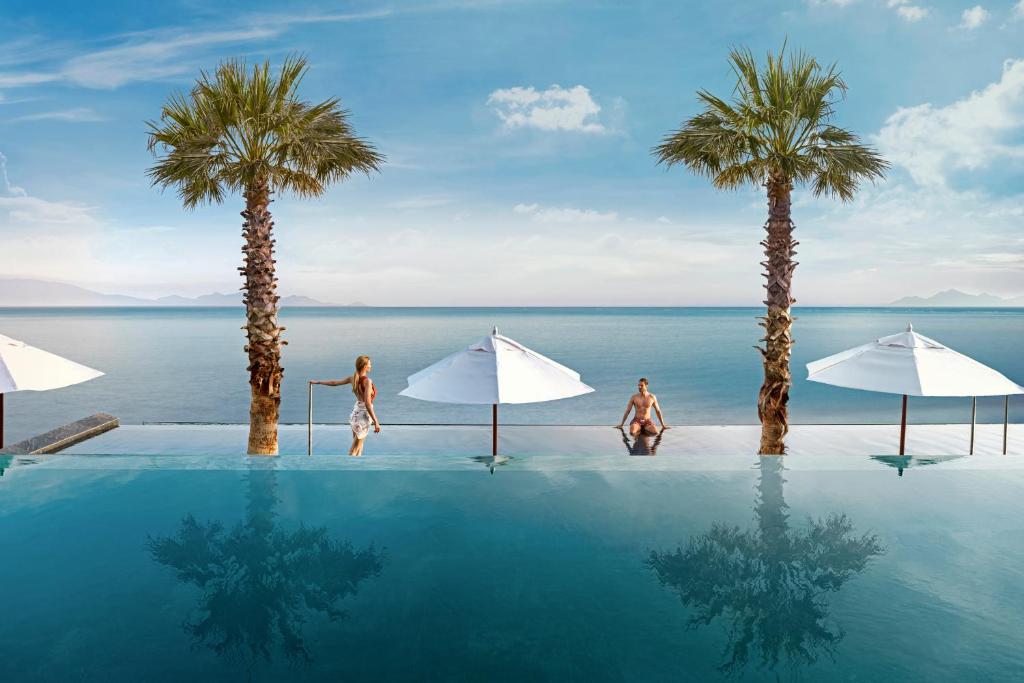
311,355,381,455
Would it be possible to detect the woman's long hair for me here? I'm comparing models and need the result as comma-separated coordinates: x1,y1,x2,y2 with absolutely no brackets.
352,355,371,396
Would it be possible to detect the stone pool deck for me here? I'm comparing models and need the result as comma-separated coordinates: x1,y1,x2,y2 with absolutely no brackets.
57,422,1022,457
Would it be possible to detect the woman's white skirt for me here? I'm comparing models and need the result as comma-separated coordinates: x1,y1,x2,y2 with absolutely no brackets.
350,401,371,439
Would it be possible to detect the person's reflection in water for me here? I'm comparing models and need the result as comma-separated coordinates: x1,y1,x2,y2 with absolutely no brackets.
147,462,385,676
647,457,884,677
619,427,663,456
471,454,513,474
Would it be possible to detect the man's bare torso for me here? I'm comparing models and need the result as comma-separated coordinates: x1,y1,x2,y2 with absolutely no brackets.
631,392,656,419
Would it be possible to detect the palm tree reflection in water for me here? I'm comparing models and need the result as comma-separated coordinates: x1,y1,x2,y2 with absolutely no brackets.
147,464,385,675
648,457,883,677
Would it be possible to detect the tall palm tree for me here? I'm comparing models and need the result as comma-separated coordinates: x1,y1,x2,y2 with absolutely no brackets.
654,47,888,454
147,57,382,454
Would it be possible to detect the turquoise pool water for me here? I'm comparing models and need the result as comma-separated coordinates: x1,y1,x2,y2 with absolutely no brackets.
2,452,1023,681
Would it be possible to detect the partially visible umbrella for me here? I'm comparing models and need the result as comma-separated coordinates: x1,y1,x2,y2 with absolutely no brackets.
808,324,1023,455
400,328,594,455
870,455,964,477
0,333,104,448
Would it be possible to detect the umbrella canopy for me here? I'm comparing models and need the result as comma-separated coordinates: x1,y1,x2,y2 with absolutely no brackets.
807,324,1023,455
0,333,104,449
400,329,594,405
806,324,1024,397
0,333,104,393
400,328,594,454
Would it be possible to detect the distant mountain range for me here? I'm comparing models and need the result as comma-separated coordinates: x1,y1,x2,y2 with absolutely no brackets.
890,289,1024,307
0,278,364,307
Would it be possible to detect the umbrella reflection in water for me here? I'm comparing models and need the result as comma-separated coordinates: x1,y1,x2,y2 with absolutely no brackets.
871,454,964,477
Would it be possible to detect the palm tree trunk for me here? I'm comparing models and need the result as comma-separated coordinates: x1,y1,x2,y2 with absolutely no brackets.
757,175,797,455
242,180,284,455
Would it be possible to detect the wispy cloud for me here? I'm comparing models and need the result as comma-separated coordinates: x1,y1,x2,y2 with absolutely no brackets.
513,203,618,223
0,151,96,224
488,85,609,134
0,72,59,88
8,107,106,123
387,195,454,210
62,28,279,89
0,7,395,93
0,152,26,197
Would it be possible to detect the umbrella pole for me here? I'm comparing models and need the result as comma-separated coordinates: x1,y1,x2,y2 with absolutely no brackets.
1004,395,1010,455
0,392,4,449
899,394,907,456
492,403,498,456
970,397,977,455
307,381,313,456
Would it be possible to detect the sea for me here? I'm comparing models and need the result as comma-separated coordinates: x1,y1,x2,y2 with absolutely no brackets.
1,307,1022,444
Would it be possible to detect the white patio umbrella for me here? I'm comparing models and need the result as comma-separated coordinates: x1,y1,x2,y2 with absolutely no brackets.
400,328,594,455
0,333,104,448
807,324,1023,455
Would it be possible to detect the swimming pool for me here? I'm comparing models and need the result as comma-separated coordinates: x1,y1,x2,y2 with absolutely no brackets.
2,451,1022,681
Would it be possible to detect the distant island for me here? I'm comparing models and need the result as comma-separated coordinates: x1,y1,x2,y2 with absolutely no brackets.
891,289,1024,307
0,278,365,307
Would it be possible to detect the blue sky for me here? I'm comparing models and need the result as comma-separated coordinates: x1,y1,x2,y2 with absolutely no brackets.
1,0,1022,305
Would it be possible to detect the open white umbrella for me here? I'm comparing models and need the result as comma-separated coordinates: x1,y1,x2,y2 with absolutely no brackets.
0,333,104,448
400,328,594,454
807,324,1023,454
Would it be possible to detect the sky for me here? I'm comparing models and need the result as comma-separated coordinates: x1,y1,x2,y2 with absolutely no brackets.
0,0,1022,306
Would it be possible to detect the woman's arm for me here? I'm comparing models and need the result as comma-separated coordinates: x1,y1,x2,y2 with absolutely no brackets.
311,377,353,387
363,380,381,433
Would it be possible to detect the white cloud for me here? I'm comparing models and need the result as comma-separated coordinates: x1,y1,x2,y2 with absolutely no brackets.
0,72,59,88
959,5,989,29
1013,0,1024,20
487,85,608,133
897,5,929,20
513,203,618,223
9,107,106,123
875,58,1024,186
806,0,860,6
887,0,929,22
62,28,278,89
387,195,453,210
0,152,26,197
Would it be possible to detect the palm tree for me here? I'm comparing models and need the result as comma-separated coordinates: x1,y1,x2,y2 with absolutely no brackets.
648,458,883,676
654,46,888,454
147,57,382,454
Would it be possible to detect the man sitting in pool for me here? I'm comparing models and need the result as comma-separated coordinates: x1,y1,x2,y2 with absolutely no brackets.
616,377,669,435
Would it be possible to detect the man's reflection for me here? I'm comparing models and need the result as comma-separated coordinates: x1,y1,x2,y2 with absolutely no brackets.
648,457,883,676
147,464,385,673
619,427,663,455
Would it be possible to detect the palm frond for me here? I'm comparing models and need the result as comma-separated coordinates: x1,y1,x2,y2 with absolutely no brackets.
653,43,887,198
146,57,382,207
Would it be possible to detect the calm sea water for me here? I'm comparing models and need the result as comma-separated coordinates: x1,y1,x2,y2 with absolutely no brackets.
2,453,1023,681
1,307,1022,442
